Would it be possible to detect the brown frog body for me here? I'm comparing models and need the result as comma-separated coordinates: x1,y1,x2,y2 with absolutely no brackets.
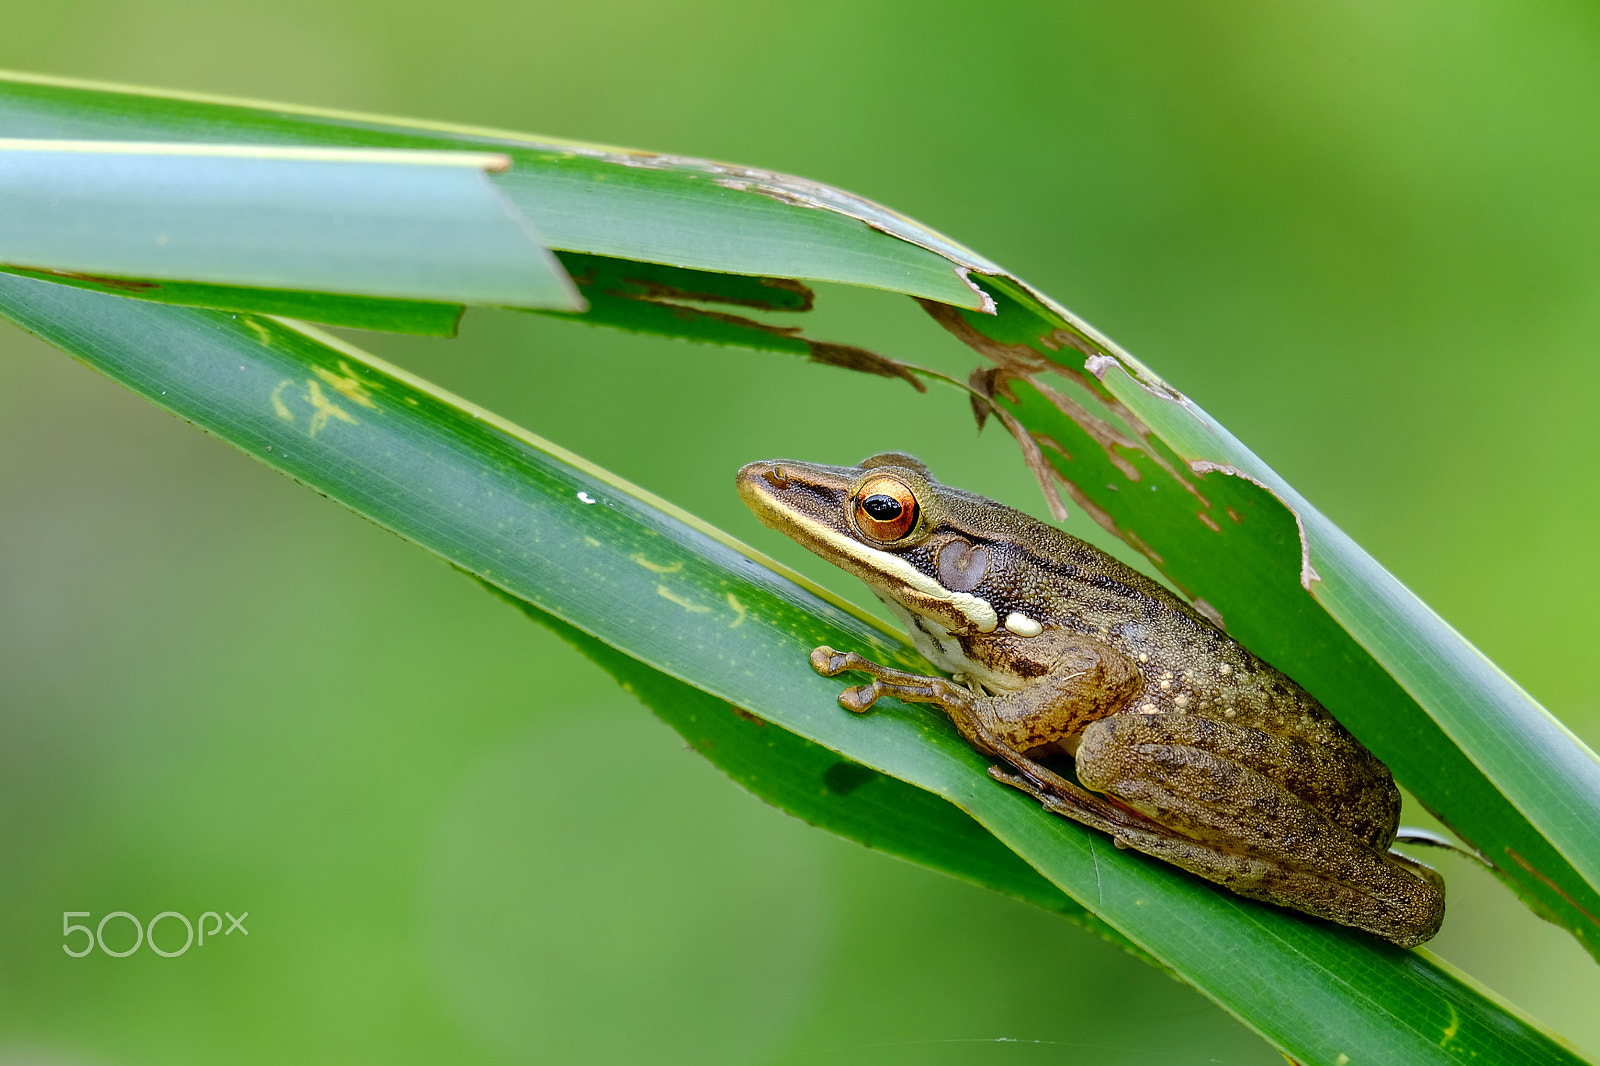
737,452,1444,946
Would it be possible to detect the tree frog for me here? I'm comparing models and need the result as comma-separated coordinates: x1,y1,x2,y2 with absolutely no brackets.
737,452,1444,946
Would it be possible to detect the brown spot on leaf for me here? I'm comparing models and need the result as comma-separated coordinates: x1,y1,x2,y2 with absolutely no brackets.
1122,529,1166,568
729,704,768,728
1048,327,1109,359
759,276,816,308
1035,432,1074,465
26,268,159,292
992,406,1069,521
1192,599,1226,629
805,340,925,391
968,365,1000,430
563,258,924,391
1052,474,1117,537
1030,377,1147,482
919,297,1056,376
614,273,816,313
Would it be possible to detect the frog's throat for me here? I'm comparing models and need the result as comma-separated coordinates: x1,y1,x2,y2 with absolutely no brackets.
778,508,999,634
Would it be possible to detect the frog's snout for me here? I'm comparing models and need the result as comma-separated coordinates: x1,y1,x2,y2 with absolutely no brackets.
735,460,784,504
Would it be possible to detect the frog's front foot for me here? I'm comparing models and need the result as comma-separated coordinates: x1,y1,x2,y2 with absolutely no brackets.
809,645,964,715
810,646,881,712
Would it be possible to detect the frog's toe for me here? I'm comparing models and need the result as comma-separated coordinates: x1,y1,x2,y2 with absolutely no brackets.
810,646,850,676
989,766,1075,809
988,766,1034,792
838,683,879,713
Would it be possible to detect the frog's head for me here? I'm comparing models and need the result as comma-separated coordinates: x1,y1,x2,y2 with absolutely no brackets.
737,452,1005,635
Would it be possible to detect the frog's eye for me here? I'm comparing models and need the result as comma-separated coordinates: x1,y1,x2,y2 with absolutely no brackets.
853,476,919,541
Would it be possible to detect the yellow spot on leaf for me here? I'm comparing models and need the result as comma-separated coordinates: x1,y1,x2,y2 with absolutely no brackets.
631,553,684,575
584,536,602,547
243,317,273,347
1441,1004,1460,1044
270,379,295,421
305,379,358,438
312,361,378,409
657,585,711,613
726,593,747,629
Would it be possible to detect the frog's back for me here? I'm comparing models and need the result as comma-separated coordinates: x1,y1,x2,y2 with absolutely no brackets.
958,492,1365,751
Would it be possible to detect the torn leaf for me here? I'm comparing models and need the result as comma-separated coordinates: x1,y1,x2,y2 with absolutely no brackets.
532,250,925,391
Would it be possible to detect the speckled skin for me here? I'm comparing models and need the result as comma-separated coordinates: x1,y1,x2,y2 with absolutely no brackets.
738,453,1444,946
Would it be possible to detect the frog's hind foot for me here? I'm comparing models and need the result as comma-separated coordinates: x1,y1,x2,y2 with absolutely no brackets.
987,766,1153,840
1073,712,1446,946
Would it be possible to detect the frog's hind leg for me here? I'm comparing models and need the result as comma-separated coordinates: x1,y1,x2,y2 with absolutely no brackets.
1073,712,1445,946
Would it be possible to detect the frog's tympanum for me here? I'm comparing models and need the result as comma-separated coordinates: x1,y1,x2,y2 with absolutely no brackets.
737,453,1444,946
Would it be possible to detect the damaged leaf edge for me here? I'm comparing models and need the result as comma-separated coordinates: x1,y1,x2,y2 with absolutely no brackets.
548,261,929,392
1187,460,1321,590
0,69,998,314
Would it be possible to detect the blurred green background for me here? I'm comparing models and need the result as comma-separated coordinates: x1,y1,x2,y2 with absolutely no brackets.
3,2,1599,1064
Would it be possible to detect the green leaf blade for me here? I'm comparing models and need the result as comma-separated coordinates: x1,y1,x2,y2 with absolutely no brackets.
0,139,577,309
0,71,989,311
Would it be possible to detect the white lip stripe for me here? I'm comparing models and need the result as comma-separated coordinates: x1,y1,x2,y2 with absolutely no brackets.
780,509,998,633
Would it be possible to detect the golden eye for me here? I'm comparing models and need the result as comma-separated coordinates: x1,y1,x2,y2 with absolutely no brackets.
853,476,918,541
